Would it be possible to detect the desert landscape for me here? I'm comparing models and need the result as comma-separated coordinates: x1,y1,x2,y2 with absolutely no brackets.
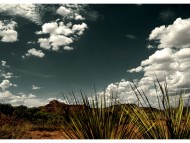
0,3,190,139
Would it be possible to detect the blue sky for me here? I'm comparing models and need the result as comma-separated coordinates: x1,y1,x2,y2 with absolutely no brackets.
1,4,190,107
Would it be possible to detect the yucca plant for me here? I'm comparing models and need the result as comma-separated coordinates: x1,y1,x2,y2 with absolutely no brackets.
127,78,190,139
60,91,140,139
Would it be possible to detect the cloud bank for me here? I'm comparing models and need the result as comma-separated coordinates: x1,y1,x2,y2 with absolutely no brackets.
102,18,190,108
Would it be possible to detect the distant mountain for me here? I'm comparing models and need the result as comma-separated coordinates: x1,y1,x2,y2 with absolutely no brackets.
40,100,89,114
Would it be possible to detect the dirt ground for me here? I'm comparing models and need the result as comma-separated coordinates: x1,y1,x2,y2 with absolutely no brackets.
25,130,66,139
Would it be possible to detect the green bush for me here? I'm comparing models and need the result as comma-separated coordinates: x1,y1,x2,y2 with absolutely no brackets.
0,103,14,116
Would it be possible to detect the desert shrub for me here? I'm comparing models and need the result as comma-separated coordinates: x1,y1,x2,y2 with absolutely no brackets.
13,105,28,119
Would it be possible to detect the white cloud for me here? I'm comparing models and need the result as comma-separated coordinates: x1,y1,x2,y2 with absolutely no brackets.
74,13,85,20
37,22,74,51
1,60,6,67
49,34,73,51
72,22,88,35
35,30,43,35
147,45,154,49
128,66,143,73
90,80,138,107
0,79,12,91
149,25,166,41
0,20,18,42
38,38,51,50
149,18,190,49
100,18,190,108
56,5,86,21
102,78,189,108
56,6,72,17
55,22,73,36
42,22,58,34
0,29,18,42
0,91,46,107
141,59,150,66
37,21,86,51
36,5,89,53
32,85,41,90
0,90,68,107
64,46,74,51
0,4,42,25
28,93,36,98
24,48,45,58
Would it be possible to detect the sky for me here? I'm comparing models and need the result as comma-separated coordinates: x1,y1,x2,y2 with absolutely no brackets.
1,4,190,107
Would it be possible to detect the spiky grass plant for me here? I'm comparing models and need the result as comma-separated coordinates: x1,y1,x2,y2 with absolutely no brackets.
127,78,190,139
61,91,139,139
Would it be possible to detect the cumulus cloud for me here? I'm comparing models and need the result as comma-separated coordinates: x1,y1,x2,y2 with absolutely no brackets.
0,80,13,91
149,18,190,49
36,5,88,52
37,21,86,51
72,22,88,35
101,18,190,108
74,13,85,20
0,4,42,25
49,34,73,51
42,22,58,34
32,85,41,90
56,6,72,17
0,20,18,42
24,48,45,58
88,79,138,107
38,38,51,50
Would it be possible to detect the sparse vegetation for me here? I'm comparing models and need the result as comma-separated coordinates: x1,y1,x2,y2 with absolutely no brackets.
0,79,190,139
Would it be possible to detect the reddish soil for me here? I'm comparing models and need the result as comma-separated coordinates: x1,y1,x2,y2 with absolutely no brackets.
25,130,66,139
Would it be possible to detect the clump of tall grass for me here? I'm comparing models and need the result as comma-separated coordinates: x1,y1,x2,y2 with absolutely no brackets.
61,91,139,139
61,78,190,139
127,78,190,139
